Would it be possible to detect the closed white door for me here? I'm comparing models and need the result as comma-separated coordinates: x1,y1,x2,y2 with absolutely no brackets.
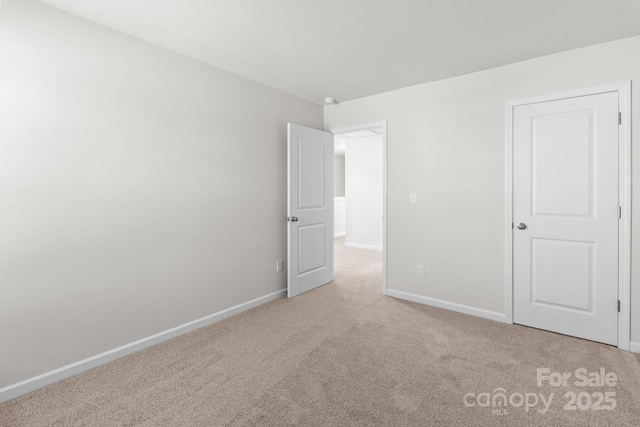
287,123,334,297
513,92,619,345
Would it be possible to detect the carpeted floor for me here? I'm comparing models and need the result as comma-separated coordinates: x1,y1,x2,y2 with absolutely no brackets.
1,238,640,426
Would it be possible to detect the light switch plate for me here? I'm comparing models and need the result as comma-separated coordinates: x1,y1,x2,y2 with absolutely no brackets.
410,192,417,204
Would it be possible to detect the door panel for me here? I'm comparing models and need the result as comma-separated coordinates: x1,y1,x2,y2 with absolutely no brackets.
288,124,333,297
531,238,593,311
298,136,326,209
513,92,619,345
532,111,593,216
298,224,326,274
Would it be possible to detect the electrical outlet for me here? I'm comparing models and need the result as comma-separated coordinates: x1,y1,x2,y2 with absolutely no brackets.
417,264,424,277
276,260,283,273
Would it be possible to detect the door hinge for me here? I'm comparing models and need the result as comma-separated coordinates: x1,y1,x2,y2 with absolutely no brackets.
618,206,622,219
618,300,621,312
619,112,622,125
511,222,514,229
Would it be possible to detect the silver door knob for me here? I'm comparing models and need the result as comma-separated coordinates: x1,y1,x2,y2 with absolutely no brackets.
289,216,299,222
516,223,527,230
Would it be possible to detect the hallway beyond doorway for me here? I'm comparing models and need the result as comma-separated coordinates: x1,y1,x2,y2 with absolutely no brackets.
334,236,382,294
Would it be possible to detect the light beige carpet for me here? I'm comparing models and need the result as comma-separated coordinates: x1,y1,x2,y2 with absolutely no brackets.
1,238,640,426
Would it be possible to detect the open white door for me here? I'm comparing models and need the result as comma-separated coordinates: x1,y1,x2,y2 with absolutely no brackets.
287,123,334,297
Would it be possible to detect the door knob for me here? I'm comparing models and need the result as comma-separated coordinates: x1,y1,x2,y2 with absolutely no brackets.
516,223,527,230
288,216,299,222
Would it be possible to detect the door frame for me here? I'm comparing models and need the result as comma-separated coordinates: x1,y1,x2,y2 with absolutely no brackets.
504,81,632,351
330,121,388,295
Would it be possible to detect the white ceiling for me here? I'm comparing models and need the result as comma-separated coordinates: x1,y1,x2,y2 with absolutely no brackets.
37,0,640,104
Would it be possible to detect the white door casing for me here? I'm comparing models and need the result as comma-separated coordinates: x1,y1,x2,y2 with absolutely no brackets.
505,82,631,350
287,123,334,297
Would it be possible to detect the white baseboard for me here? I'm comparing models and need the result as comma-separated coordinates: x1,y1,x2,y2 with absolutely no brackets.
0,289,286,404
386,289,506,323
630,341,640,354
344,242,382,251
334,232,345,237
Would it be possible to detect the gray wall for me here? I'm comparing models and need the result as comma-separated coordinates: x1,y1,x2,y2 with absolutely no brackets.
0,0,322,388
325,35,640,343
334,154,345,197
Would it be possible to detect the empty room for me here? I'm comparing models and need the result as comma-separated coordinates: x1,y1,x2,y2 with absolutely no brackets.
1,0,640,425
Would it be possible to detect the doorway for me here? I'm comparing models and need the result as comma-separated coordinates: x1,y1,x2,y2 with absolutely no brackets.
505,82,631,350
331,122,388,294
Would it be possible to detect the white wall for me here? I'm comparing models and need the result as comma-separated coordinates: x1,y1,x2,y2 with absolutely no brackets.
325,35,640,342
345,135,383,250
0,0,322,390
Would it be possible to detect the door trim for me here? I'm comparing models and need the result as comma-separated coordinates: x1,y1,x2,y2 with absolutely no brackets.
330,121,388,295
504,82,632,351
